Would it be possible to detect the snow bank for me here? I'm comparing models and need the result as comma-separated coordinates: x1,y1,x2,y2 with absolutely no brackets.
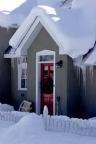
0,103,14,112
1,113,44,144
0,113,96,144
15,113,44,132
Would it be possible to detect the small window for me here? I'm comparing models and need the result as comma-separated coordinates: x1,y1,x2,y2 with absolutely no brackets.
39,55,54,62
18,57,27,90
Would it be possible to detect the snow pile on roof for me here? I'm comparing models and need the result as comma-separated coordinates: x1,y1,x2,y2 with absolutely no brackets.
37,0,73,8
85,47,96,65
0,0,72,28
1,113,44,144
8,0,96,59
0,0,37,27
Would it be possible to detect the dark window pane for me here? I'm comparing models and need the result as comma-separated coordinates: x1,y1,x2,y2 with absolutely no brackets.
21,79,26,88
40,55,54,61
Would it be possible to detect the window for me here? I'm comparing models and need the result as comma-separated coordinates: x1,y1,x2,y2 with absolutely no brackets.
39,55,54,62
18,56,27,90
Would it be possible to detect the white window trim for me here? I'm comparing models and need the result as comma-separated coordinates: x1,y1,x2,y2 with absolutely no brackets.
18,57,27,91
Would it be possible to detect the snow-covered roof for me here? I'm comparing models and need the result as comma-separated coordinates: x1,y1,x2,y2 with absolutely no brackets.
0,0,72,28
4,0,96,61
0,0,37,27
85,45,96,65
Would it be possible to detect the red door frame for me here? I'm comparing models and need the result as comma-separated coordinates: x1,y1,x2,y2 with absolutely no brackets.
40,63,53,115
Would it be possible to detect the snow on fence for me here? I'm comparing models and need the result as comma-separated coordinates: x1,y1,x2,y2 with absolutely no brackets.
0,111,25,123
43,106,96,137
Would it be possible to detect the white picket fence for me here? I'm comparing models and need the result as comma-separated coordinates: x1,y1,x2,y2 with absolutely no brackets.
43,106,96,137
0,111,26,123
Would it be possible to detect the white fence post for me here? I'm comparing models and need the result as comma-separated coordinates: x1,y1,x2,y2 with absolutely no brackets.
0,111,24,123
43,105,48,117
43,105,48,130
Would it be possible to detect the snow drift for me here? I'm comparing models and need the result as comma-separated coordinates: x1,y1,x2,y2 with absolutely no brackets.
0,113,96,144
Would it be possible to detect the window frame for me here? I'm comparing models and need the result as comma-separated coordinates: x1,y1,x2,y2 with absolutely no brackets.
18,56,27,91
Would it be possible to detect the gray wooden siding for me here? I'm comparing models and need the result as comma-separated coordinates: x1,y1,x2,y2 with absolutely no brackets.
81,66,96,118
0,27,16,103
11,27,80,115
11,59,27,110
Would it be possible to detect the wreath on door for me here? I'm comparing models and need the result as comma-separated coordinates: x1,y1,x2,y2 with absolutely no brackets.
41,77,53,94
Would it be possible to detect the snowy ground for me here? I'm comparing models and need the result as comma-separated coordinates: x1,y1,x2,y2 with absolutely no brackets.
0,120,14,128
0,113,96,144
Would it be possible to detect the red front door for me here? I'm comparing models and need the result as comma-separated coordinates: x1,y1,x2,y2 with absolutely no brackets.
41,63,53,115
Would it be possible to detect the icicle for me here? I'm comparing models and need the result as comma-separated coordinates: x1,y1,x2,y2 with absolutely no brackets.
81,65,87,97
73,55,95,98
89,65,94,82
75,66,81,86
73,56,84,86
79,65,94,98
82,66,86,91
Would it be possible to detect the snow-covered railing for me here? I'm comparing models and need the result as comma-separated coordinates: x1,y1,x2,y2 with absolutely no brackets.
0,111,28,123
43,106,96,137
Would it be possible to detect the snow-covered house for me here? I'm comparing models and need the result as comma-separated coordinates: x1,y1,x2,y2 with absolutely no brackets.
2,0,96,118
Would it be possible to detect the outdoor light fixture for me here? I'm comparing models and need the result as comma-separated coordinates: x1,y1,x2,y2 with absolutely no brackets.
56,60,63,68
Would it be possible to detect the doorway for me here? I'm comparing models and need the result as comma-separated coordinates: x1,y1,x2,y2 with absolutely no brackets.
40,63,54,115
36,50,55,115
